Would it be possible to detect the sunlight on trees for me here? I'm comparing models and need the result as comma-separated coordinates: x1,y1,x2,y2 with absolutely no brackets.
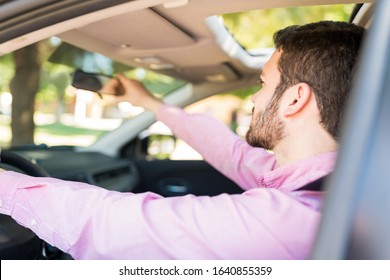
223,5,354,50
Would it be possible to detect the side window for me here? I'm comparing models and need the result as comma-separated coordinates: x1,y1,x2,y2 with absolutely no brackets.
143,94,252,160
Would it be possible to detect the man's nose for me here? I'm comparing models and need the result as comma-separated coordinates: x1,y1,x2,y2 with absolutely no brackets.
251,92,259,103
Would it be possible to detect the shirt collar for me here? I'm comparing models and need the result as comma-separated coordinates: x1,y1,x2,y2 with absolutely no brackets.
257,151,338,192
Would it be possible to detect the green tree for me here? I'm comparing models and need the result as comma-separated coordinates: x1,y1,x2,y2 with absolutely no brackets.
6,38,68,146
223,5,354,50
0,54,13,93
10,43,41,146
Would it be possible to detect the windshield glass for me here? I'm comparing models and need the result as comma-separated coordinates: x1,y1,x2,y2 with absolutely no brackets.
222,4,355,51
0,38,185,148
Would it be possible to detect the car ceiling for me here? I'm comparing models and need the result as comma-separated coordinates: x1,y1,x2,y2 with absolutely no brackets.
0,0,376,84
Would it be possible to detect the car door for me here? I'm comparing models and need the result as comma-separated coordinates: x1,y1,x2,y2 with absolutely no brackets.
312,0,390,259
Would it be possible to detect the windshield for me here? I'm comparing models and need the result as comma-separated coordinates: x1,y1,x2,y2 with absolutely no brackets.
0,38,185,148
222,4,355,51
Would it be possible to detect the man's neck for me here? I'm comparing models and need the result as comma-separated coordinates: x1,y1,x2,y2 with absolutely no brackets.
273,132,338,167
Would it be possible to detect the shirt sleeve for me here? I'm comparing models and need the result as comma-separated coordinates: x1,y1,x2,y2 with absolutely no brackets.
156,105,277,190
0,171,319,260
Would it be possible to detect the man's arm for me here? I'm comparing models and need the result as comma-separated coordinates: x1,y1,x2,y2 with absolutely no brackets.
110,76,277,189
156,105,276,189
0,171,317,259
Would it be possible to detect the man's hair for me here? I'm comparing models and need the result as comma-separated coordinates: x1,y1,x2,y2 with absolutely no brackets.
273,21,365,139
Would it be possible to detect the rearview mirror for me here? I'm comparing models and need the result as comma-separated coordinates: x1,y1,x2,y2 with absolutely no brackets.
71,69,115,96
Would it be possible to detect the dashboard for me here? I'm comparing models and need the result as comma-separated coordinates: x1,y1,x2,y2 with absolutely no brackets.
10,148,139,193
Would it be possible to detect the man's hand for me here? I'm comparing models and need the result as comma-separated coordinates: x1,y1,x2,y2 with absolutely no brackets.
103,74,164,114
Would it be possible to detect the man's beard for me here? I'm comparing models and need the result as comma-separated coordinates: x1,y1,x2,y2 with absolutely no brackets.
246,97,285,150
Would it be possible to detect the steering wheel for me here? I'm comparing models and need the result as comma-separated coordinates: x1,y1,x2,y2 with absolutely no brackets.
0,150,49,259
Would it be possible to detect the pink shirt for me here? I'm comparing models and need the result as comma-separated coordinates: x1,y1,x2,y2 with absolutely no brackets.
0,105,336,259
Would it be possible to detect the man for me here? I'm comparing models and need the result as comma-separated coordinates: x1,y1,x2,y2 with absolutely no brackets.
0,21,364,259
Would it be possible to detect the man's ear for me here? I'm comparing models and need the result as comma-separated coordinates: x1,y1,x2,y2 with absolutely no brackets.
282,83,313,117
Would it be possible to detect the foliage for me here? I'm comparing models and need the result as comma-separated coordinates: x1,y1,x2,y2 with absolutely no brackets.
223,4,354,49
0,54,14,93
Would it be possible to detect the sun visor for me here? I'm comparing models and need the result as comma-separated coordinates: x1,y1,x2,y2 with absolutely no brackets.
76,8,195,50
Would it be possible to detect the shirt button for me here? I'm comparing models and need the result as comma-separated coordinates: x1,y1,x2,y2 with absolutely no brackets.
30,219,37,226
